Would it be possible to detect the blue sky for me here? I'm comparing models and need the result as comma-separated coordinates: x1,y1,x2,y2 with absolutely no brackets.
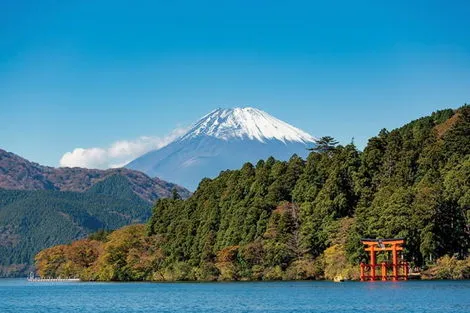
1,0,469,167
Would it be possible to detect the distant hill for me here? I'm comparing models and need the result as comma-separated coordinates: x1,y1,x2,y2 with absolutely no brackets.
0,149,191,201
127,107,317,190
0,150,191,277
0,180,149,276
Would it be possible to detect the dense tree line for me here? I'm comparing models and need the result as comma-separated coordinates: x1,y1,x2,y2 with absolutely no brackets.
35,106,470,280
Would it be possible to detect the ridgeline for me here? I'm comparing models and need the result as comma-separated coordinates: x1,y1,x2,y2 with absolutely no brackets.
35,106,470,281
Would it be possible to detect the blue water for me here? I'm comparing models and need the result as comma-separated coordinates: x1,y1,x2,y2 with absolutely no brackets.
0,279,469,313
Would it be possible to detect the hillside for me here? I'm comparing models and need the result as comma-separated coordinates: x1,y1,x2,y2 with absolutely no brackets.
0,149,191,201
35,105,470,281
0,152,191,277
0,174,156,277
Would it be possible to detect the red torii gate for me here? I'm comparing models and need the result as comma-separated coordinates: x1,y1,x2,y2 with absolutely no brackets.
360,238,409,281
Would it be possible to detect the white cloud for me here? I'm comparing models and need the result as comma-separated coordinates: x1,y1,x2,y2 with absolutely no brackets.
59,127,188,169
60,148,108,169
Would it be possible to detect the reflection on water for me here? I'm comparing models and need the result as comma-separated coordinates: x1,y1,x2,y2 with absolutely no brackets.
0,279,469,313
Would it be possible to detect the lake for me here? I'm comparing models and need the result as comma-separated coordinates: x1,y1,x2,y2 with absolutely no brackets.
1,279,469,313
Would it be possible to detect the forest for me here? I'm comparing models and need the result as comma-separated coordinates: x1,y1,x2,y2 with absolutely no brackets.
35,106,470,281
0,175,152,277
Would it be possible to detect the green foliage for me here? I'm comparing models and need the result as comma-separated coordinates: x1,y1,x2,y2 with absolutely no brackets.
33,105,470,281
87,229,112,242
442,105,470,158
86,174,139,200
308,136,339,153
322,244,359,280
423,255,470,279
0,175,152,277
171,188,182,200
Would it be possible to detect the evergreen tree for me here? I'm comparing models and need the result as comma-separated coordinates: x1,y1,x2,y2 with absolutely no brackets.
308,136,339,153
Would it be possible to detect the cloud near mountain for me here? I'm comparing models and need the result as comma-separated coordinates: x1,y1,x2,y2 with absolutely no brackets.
59,127,188,169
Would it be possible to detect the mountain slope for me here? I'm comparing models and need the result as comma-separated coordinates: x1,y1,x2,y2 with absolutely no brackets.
0,150,191,277
0,180,151,277
0,149,191,201
127,107,316,190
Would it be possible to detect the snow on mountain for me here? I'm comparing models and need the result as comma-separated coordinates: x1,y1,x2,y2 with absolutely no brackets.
126,107,316,190
179,107,316,143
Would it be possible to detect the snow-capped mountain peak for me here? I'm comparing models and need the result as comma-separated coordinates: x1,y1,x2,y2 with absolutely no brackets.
126,106,317,190
179,107,315,143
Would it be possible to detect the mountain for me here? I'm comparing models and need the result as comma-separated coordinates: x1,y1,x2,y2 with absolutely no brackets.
0,149,191,201
126,107,316,190
0,149,191,277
